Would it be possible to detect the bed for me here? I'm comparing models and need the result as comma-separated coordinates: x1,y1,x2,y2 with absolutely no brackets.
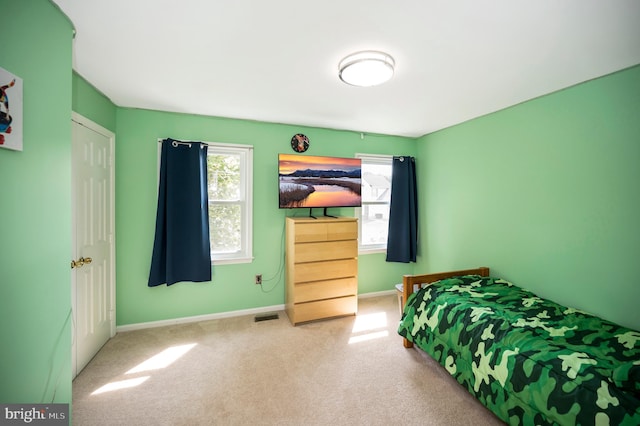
397,267,640,426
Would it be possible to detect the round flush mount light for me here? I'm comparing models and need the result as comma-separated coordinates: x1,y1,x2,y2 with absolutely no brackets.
338,51,395,87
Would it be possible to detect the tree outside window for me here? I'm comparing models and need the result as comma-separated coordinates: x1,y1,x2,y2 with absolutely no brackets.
206,144,253,263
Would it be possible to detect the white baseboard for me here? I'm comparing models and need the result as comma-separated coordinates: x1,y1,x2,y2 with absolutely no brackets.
358,289,396,298
116,304,285,332
116,291,397,333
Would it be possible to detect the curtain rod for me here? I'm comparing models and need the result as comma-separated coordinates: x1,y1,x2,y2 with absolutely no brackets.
157,138,205,149
157,138,254,150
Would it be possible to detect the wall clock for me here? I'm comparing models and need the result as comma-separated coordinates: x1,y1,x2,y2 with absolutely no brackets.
291,133,309,153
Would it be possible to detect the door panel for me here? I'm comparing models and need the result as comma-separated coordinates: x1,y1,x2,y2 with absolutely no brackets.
72,116,115,378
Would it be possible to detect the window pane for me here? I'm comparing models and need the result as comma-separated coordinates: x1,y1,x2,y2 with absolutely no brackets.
357,155,392,251
207,153,241,201
200,142,252,263
361,204,389,245
361,163,391,202
209,204,241,254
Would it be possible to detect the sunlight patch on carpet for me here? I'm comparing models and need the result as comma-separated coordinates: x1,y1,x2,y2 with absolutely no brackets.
91,377,150,395
126,343,197,374
349,312,389,344
349,330,389,344
352,312,387,333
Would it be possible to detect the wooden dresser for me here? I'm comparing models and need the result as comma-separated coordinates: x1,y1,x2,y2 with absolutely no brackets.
285,217,358,325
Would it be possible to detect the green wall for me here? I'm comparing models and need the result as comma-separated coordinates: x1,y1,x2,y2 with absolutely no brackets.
6,3,637,408
72,72,117,132
417,65,640,331
115,108,416,326
0,0,74,403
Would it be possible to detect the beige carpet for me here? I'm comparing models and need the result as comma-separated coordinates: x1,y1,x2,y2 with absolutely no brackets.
72,294,504,425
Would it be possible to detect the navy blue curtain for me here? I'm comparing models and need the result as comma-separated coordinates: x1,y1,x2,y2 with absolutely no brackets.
148,138,212,286
386,156,418,263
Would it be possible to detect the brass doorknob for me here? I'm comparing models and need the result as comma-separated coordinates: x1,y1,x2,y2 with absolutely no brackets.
71,257,93,269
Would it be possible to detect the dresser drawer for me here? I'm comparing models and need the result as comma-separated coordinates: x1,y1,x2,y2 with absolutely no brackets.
294,277,357,304
295,240,357,263
294,220,358,243
294,259,357,283
294,222,329,243
293,295,357,324
325,220,357,241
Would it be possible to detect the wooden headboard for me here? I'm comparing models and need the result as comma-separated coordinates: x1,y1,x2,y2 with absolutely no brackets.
401,267,490,348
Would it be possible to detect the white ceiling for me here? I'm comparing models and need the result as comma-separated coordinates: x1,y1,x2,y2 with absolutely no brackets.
52,0,640,138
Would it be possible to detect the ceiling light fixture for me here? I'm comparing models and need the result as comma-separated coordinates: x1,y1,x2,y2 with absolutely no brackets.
339,51,395,87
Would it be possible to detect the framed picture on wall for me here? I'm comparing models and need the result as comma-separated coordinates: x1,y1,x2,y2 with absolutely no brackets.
0,66,23,152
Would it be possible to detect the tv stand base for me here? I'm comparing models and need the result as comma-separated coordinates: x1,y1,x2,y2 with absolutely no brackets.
309,208,337,219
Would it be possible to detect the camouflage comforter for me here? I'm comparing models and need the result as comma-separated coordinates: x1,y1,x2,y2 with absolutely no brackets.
397,275,640,426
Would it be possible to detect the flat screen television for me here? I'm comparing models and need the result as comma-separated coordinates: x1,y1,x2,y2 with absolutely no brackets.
278,154,362,213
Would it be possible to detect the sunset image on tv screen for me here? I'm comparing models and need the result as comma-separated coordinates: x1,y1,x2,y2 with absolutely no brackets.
278,154,362,208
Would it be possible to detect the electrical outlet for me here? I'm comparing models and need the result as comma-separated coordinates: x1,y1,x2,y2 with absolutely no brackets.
255,274,262,285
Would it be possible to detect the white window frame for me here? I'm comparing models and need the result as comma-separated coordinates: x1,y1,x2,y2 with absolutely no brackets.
207,142,253,265
356,153,393,254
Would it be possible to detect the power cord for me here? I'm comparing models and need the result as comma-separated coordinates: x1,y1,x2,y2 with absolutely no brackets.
259,219,286,293
258,210,316,293
42,307,73,403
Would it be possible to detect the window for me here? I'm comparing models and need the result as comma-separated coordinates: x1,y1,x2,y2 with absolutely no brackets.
206,143,253,264
356,154,392,252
